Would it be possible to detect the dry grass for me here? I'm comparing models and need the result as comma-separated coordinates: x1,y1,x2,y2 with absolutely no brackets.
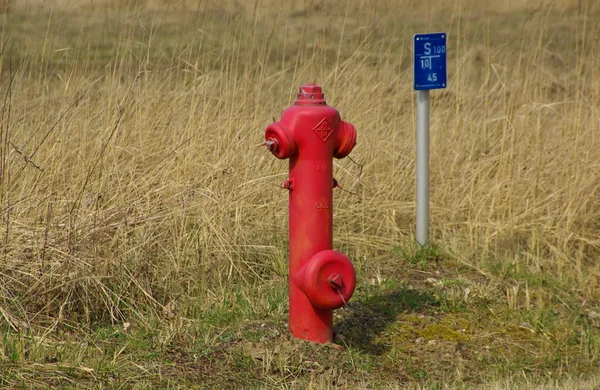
1,0,599,388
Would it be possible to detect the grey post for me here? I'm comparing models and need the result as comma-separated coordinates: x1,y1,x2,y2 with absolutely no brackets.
416,89,430,246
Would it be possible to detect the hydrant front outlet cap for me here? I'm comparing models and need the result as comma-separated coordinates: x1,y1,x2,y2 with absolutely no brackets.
301,250,356,310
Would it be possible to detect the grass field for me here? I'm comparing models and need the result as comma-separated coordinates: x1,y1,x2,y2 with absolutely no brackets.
1,0,600,388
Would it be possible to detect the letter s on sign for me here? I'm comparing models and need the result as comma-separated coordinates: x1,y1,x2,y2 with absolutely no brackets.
424,42,431,55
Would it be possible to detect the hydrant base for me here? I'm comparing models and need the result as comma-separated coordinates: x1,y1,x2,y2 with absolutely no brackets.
289,284,333,344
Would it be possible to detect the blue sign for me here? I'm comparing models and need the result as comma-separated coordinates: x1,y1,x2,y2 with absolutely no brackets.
414,33,447,90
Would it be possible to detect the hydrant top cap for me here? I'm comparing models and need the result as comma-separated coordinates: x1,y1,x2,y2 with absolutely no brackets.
296,84,326,105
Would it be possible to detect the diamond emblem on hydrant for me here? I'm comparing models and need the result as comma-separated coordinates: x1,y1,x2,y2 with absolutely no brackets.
313,118,333,142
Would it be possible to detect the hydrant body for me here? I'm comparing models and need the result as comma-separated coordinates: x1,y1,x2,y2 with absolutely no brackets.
264,85,357,343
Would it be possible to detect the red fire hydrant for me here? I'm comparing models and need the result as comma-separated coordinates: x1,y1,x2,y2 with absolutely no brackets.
263,84,357,343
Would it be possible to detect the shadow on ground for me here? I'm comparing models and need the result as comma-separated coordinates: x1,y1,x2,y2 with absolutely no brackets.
334,286,437,354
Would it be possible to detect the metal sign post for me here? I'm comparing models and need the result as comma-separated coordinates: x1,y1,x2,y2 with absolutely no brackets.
413,33,447,246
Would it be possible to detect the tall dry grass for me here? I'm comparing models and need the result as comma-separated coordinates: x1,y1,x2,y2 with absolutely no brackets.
0,0,598,332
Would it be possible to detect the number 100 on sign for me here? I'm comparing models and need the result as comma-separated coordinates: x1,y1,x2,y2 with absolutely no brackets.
414,33,447,90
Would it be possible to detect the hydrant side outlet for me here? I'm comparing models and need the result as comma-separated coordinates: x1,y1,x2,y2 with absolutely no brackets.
264,84,357,344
